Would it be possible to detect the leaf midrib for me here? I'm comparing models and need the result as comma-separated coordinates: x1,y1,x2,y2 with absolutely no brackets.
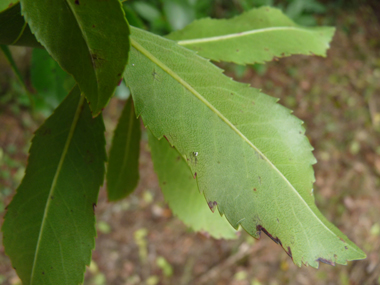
177,26,317,46
30,94,85,284
130,33,338,242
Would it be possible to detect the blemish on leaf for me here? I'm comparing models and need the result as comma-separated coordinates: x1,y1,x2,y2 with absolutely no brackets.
92,25,95,28
152,69,159,80
163,181,166,185
163,135,170,143
50,196,54,200
276,218,279,223
236,49,239,52
256,225,283,246
345,246,348,250
193,172,197,179
339,237,345,242
258,176,262,184
253,188,257,191
75,0,79,4
41,128,51,136
208,201,217,213
264,48,269,51
316,257,335,266
42,272,45,275
118,78,123,86
92,203,97,213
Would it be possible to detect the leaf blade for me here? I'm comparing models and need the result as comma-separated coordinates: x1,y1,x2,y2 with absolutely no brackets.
148,130,237,239
2,86,106,284
125,27,365,267
166,6,335,64
19,0,130,114
107,96,141,201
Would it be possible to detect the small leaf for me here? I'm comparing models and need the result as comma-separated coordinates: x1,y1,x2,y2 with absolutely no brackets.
2,86,106,284
31,48,74,111
148,130,237,239
166,6,335,64
125,27,365,267
107,96,141,201
19,0,130,115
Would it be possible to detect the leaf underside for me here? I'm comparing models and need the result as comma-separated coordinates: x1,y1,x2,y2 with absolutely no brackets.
19,0,130,115
125,27,366,268
2,86,106,285
148,130,237,239
107,96,141,201
167,6,335,65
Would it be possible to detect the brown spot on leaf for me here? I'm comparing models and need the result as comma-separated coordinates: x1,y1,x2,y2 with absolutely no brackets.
253,188,257,191
92,203,97,213
193,172,197,179
208,201,217,213
75,0,79,4
316,257,335,266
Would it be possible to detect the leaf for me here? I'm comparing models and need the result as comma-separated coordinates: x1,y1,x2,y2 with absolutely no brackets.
124,27,366,267
166,6,335,64
31,48,75,111
106,96,141,201
19,0,130,115
0,3,41,48
1,44,35,109
2,86,106,285
147,130,237,239
0,0,16,12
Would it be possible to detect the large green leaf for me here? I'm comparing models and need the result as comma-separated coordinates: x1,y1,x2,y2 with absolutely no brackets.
124,27,366,267
107,96,141,201
148,130,237,239
19,0,130,115
0,3,41,48
2,86,106,285
166,6,335,64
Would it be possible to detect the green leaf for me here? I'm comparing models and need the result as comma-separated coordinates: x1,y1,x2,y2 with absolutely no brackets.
19,0,130,115
106,96,140,201
31,48,74,111
0,1,17,14
0,3,41,48
1,44,35,109
166,6,335,64
2,86,106,284
125,27,366,267
148,130,237,239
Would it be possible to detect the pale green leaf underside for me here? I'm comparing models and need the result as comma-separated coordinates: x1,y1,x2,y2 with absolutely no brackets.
148,130,237,240
107,96,141,201
19,0,130,115
2,86,106,285
166,6,335,64
125,27,365,268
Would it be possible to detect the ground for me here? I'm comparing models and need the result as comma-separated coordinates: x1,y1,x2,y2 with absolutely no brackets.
0,6,379,285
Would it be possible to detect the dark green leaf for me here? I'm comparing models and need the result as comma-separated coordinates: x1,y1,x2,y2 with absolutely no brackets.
2,86,106,284
31,48,74,111
107,96,140,201
0,3,41,48
20,0,131,115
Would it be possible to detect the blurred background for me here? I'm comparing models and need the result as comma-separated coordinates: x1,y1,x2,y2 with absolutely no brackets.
0,0,379,284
